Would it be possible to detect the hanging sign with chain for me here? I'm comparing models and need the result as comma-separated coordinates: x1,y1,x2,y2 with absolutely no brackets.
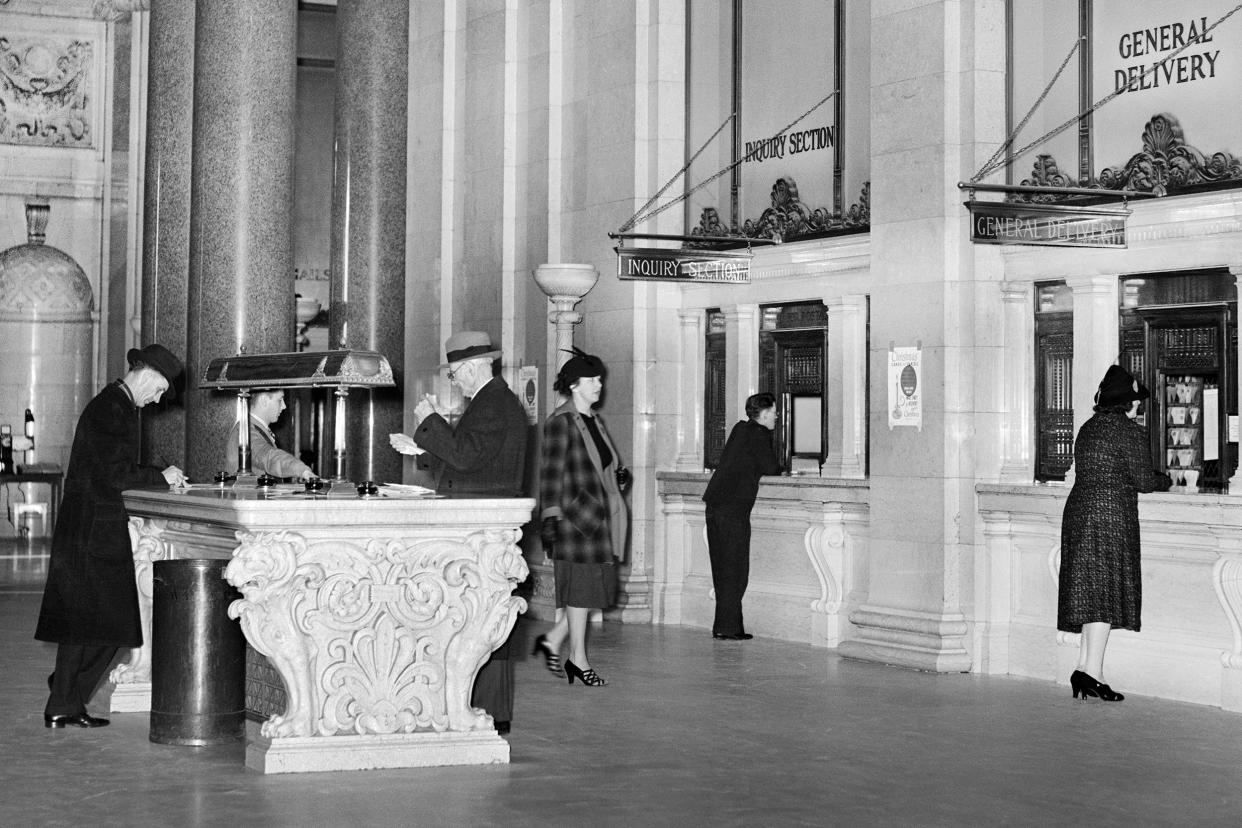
967,200,1130,248
615,247,751,283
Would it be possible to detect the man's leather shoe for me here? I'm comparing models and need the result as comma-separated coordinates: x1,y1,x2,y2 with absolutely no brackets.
44,713,110,729
495,720,511,735
712,632,753,641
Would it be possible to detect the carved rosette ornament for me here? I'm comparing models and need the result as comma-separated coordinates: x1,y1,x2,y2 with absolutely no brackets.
1013,113,1242,202
225,528,528,740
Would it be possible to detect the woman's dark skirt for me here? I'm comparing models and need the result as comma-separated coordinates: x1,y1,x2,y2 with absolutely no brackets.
554,559,617,609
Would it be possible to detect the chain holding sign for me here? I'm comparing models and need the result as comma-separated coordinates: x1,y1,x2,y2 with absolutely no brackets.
888,345,922,430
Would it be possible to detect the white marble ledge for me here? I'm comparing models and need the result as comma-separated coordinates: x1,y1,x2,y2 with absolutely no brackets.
978,482,1242,526
122,488,536,530
658,471,869,504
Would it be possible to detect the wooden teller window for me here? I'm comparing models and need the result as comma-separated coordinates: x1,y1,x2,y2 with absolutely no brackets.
759,301,829,473
1118,271,1238,494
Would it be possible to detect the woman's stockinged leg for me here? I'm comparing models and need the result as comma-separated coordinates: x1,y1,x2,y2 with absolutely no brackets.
1081,621,1111,679
566,606,590,667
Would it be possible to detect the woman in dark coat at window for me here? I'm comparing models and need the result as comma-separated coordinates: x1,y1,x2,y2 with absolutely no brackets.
1058,364,1171,702
533,349,629,688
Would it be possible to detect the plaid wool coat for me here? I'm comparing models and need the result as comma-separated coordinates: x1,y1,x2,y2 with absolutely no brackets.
539,401,628,564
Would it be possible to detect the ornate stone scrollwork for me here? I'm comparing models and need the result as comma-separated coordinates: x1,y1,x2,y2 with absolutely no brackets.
1212,553,1242,669
225,528,528,740
1011,113,1242,202
0,36,95,148
110,517,172,685
689,178,870,245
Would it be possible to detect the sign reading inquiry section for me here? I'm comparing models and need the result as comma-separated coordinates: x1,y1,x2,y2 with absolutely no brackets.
968,201,1130,248
616,247,751,283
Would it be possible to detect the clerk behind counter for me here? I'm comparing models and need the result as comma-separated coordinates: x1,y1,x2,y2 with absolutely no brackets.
223,389,317,481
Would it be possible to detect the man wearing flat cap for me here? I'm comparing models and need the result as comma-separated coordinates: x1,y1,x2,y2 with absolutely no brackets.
390,330,528,734
35,343,188,729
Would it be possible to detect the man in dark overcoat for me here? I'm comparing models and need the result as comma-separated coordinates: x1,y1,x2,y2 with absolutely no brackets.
702,392,782,640
35,344,186,728
389,330,528,734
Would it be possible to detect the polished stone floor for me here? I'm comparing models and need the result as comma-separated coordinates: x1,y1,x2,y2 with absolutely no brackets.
2,536,1241,827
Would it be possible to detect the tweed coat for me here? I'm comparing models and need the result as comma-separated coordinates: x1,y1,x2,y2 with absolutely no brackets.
224,417,312,479
414,376,528,496
35,381,167,647
539,401,628,564
1058,409,1167,633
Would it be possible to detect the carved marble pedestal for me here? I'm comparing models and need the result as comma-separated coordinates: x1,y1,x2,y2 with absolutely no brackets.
118,488,533,773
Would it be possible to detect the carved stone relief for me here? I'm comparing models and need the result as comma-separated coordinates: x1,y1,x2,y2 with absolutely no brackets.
0,31,96,148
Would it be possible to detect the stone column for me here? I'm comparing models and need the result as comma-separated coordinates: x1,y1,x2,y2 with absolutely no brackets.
184,0,298,480
999,282,1034,482
529,263,600,620
674,309,706,471
139,0,194,470
327,0,410,485
823,294,867,479
1067,274,1119,486
723,304,758,426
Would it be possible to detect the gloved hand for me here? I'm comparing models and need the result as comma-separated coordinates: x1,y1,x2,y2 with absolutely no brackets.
615,466,632,490
540,517,560,546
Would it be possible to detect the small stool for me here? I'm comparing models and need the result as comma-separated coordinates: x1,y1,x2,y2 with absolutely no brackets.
13,502,48,536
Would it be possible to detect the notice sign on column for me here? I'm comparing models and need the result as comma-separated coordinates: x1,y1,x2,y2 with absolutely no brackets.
888,346,922,430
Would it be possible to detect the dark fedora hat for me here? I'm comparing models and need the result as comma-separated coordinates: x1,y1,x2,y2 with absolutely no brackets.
1094,364,1149,409
127,343,184,399
442,331,501,366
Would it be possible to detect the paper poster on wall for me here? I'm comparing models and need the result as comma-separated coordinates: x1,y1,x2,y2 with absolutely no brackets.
518,366,539,425
888,346,922,430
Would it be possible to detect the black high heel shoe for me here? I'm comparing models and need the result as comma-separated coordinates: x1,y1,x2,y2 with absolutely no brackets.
565,660,607,687
1070,670,1124,701
532,634,563,676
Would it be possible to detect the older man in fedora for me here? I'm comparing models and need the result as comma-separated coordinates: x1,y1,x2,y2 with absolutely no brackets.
390,330,529,734
36,343,188,728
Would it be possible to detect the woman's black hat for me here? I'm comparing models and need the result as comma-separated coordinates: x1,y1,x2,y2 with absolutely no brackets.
558,346,606,384
1094,364,1149,408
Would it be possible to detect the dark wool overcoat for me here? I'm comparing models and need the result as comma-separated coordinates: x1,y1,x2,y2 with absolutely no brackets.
35,381,167,647
539,402,628,564
703,418,782,515
414,376,528,496
1058,410,1166,633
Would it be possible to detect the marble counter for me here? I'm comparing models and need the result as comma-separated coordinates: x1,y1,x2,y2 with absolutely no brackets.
113,485,534,772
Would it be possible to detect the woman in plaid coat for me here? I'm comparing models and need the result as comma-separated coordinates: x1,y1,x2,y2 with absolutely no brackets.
1058,364,1170,702
534,349,630,687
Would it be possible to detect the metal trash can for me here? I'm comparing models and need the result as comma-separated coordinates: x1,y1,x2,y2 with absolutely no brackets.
149,559,246,746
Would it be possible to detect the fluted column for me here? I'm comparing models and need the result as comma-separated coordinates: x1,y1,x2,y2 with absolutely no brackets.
823,294,867,478
140,0,194,469
327,0,410,485
184,0,298,480
675,309,705,470
998,282,1034,482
